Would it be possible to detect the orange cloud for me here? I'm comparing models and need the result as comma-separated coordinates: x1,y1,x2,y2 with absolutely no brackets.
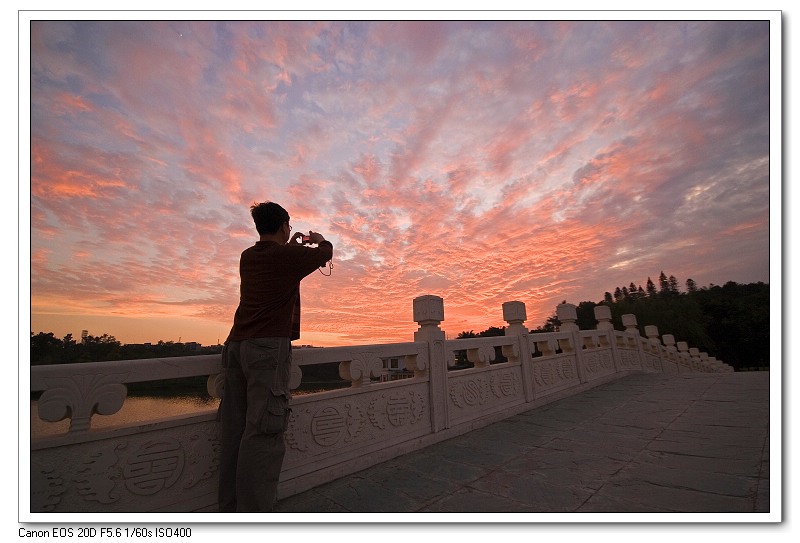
28,21,772,348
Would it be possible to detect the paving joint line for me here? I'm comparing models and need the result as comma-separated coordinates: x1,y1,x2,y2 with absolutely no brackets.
574,374,719,503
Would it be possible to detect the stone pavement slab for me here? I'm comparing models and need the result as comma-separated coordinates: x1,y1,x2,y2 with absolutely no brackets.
273,372,771,515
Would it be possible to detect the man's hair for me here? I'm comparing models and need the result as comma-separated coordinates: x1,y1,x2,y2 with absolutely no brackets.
250,201,290,235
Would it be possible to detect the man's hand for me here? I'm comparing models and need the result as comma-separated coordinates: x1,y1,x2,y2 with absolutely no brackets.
290,231,326,245
306,231,326,244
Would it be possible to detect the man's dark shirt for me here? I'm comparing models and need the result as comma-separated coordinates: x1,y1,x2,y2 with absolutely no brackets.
226,240,333,342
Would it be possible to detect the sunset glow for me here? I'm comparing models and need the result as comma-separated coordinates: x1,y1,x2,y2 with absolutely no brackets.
27,17,774,348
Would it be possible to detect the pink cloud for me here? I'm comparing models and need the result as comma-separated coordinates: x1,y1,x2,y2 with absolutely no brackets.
28,21,772,347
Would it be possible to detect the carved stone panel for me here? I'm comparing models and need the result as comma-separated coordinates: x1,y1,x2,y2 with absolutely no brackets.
283,383,431,470
642,352,661,372
490,370,521,399
531,355,581,397
123,439,184,495
31,464,66,512
369,390,426,429
30,420,221,513
305,403,365,449
583,350,615,381
617,349,641,370
449,376,490,408
447,367,524,425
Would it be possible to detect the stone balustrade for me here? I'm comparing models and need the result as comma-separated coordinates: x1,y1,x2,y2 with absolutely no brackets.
28,297,732,515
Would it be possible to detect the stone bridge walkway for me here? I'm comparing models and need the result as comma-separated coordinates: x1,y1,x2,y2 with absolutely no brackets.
273,372,771,514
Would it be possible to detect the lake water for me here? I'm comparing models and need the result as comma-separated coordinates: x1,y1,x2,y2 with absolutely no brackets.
30,396,220,439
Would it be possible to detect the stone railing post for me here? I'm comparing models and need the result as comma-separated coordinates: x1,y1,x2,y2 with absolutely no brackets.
623,314,650,370
622,313,642,349
413,295,448,432
708,356,731,372
662,334,679,373
621,313,639,335
644,325,664,372
594,305,619,372
689,347,701,371
677,341,691,371
556,303,579,333
503,301,534,402
503,301,528,337
708,357,732,372
594,305,614,333
557,303,586,383
644,325,659,350
699,352,710,372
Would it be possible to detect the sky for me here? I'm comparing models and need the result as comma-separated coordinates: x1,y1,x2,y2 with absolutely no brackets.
25,16,776,348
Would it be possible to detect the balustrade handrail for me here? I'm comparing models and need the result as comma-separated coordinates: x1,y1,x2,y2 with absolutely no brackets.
445,335,520,366
27,330,634,390
29,342,429,393
30,354,223,392
292,341,423,367
27,296,734,515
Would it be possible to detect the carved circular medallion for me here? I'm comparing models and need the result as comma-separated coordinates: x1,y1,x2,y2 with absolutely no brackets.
386,394,412,426
497,372,516,396
123,439,184,495
311,406,346,447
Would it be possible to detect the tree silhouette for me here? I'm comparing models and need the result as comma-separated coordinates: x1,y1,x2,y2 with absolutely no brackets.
540,275,768,371
659,271,670,294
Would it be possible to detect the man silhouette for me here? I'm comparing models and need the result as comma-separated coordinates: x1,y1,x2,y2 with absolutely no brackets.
218,201,333,512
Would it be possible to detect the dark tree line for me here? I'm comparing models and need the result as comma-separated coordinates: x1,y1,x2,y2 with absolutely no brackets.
30,332,222,366
33,273,768,371
457,273,769,371
589,277,767,370
456,327,505,339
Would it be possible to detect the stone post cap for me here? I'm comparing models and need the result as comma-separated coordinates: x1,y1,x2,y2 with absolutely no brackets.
556,303,577,322
502,301,527,323
621,314,638,327
413,295,444,324
689,347,700,356
700,353,709,360
644,325,659,338
594,305,612,320
594,305,613,330
663,334,676,346
677,341,689,351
